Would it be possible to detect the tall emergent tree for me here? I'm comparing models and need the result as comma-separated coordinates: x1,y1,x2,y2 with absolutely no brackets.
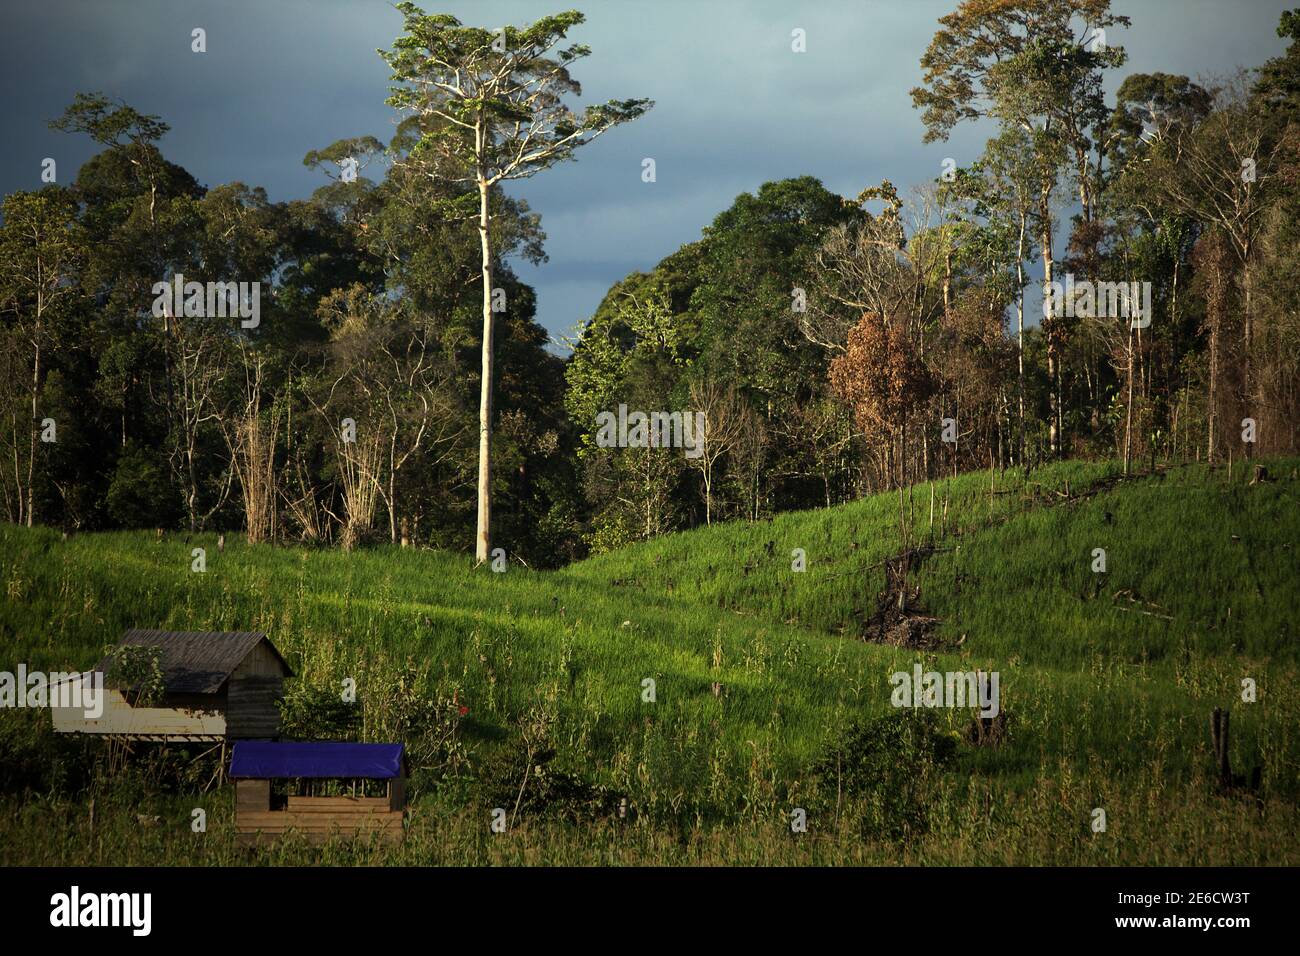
911,0,1128,455
380,4,651,562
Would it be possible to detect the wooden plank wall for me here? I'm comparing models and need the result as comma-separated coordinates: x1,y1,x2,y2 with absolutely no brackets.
233,641,289,678
286,796,390,811
236,780,271,812
236,807,405,846
226,676,283,738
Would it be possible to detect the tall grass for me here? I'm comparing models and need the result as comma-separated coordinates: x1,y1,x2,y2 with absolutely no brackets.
1,459,1296,864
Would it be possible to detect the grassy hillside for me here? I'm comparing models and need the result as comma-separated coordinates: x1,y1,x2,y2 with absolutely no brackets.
1,458,1297,865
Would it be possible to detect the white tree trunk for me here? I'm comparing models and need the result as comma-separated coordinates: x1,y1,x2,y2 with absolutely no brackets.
475,173,494,563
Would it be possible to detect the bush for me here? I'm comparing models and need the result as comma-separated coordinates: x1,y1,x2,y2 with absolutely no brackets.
811,710,958,840
277,660,471,796
0,709,96,797
277,682,363,741
475,748,626,826
362,660,470,785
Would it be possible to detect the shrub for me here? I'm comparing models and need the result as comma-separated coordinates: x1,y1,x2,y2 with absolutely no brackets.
811,710,958,840
277,682,363,741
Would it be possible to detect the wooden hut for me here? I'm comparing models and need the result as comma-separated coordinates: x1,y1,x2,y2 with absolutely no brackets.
51,629,293,742
230,741,407,846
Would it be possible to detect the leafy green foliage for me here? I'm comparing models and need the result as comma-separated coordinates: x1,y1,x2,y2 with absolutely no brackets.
812,711,958,840
104,643,163,706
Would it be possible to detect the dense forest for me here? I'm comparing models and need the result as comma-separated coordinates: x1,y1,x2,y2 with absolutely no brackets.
2,1,1298,567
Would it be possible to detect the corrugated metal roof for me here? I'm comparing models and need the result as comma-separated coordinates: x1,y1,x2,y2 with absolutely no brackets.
95,630,293,695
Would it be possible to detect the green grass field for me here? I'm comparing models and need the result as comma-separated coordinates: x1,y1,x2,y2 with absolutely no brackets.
1,458,1297,865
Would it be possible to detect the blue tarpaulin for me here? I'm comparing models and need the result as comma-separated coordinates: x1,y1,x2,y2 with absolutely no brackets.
230,741,405,779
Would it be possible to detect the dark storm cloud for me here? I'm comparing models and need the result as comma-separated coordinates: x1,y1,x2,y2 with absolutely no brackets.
1,0,1291,347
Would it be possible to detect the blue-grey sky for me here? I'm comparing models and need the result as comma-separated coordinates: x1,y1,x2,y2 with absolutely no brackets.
1,1,1292,349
